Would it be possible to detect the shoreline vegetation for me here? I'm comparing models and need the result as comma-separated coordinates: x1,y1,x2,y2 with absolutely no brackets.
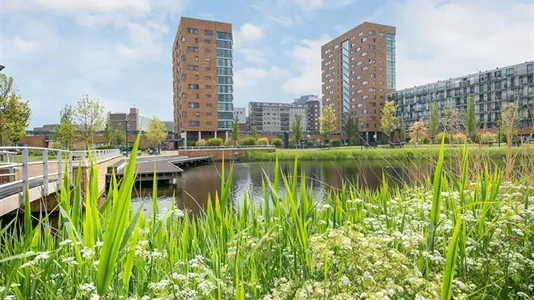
1,137,533,299
241,145,533,161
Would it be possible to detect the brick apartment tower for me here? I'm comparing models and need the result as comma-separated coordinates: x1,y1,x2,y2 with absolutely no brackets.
172,17,234,145
321,22,396,142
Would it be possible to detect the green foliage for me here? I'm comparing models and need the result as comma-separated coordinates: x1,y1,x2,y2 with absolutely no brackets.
146,116,168,148
240,137,257,146
103,112,113,144
471,132,481,143
224,138,235,146
291,114,303,145
429,102,440,138
251,121,257,140
306,140,314,147
232,114,240,145
195,139,206,146
379,101,399,138
187,141,196,147
435,132,449,144
463,94,477,137
480,132,497,144
112,124,125,146
319,106,336,141
256,137,269,146
343,116,357,145
205,138,223,146
271,138,283,148
452,133,467,144
330,138,341,147
0,74,31,146
56,105,77,149
409,119,428,143
75,95,105,147
499,103,520,145
442,106,460,141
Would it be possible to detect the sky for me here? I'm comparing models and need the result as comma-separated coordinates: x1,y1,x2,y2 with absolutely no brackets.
3,0,534,128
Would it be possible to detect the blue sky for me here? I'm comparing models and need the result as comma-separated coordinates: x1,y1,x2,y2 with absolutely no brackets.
3,0,533,128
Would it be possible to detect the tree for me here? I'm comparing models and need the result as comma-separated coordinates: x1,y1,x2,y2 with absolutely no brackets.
344,116,357,145
0,74,31,146
251,120,257,140
463,94,477,139
380,101,399,141
103,112,113,145
231,113,239,145
56,104,76,149
112,123,125,146
408,119,428,143
75,95,104,148
429,102,440,140
441,105,460,143
499,103,519,145
400,119,407,142
291,114,303,148
319,106,336,143
147,116,168,149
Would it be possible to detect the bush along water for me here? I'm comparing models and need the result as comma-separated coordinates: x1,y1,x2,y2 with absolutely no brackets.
0,137,533,299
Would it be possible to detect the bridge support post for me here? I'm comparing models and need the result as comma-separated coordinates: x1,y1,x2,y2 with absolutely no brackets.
21,148,29,205
43,149,49,196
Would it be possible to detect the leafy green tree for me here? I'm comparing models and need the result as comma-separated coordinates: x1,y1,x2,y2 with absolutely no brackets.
343,116,357,145
75,95,105,148
231,114,239,145
291,114,303,148
147,116,168,149
0,74,31,146
319,106,336,143
103,112,113,145
379,101,399,141
442,105,460,143
56,104,77,149
463,94,477,139
112,124,125,146
429,102,440,141
408,119,428,143
400,119,407,142
499,103,519,146
251,120,258,140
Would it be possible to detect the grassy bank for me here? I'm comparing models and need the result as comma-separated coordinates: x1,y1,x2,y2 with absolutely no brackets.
242,145,533,161
1,138,533,299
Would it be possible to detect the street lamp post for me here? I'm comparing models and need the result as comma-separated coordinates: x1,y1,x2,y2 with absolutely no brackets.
124,115,130,150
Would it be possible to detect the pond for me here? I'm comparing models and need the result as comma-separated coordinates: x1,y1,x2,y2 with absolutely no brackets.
130,159,435,214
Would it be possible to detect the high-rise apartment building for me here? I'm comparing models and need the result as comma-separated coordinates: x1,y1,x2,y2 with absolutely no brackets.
172,17,234,144
306,99,321,132
294,94,320,105
387,61,534,135
321,22,396,141
249,102,307,133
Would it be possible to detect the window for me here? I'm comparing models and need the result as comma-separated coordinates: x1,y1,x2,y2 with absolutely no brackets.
205,67,211,71
189,121,200,126
362,80,368,85
362,52,368,57
358,31,363,36
369,44,375,50
362,109,368,114
357,103,363,108
181,93,187,98
194,38,198,44
195,93,199,99
362,66,368,71
368,30,375,35
205,76,212,80
206,85,212,89
188,84,199,89
205,58,211,62
369,59,376,64
206,94,212,98
206,122,212,126
528,64,533,73
369,88,376,92
356,47,361,52
506,68,514,76
206,103,212,107
188,102,200,108
378,32,385,37
205,30,213,36
361,37,368,42
362,95,369,100
181,74,186,80
187,47,198,53
356,61,362,66
369,73,376,78
369,102,376,107
182,112,187,117
196,112,200,117
205,39,211,44
216,32,232,40
187,65,199,71
195,56,199,62
181,55,186,61
186,28,198,34
357,89,363,94
206,112,212,116
181,36,186,42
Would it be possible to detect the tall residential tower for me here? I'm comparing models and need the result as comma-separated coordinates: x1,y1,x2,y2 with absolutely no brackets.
321,22,396,142
172,17,234,145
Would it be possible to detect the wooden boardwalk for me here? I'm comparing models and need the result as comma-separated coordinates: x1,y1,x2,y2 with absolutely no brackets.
106,155,213,185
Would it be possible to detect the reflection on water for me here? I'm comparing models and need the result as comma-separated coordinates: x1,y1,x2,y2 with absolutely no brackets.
131,160,433,215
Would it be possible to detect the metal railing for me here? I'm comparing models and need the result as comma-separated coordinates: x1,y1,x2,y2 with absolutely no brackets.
178,145,275,150
0,147,120,201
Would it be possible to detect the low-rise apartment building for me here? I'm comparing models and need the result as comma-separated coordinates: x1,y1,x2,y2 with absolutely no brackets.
248,102,308,133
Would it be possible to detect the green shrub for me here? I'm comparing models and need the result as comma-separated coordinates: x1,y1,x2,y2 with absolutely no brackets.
224,138,235,146
257,137,269,146
240,137,257,146
187,141,196,147
195,139,206,146
480,132,497,144
95,145,113,150
330,138,341,147
314,139,322,146
435,132,449,144
271,138,283,148
452,133,467,144
471,132,481,143
205,138,223,146
306,140,314,147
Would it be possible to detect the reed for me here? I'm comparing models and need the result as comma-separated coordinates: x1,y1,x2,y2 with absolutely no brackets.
0,137,533,299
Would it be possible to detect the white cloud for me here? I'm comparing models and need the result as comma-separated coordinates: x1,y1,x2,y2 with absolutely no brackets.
268,15,302,27
234,23,265,49
239,49,267,64
235,66,290,88
293,0,354,11
282,34,331,95
13,37,40,52
34,0,150,13
381,0,533,89
280,36,296,44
